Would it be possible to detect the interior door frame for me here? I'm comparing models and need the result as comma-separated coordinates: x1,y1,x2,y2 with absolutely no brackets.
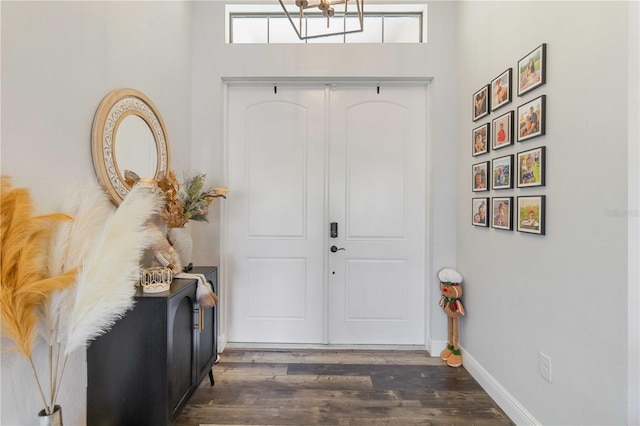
219,77,433,351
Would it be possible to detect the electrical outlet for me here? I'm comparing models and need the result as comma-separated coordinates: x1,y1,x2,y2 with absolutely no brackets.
539,352,552,383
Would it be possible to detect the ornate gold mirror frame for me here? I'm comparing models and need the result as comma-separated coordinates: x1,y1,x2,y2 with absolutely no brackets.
91,88,171,206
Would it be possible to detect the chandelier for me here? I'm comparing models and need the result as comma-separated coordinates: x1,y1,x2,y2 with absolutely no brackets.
278,0,364,40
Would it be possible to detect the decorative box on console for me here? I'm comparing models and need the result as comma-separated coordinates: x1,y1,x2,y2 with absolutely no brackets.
140,266,173,293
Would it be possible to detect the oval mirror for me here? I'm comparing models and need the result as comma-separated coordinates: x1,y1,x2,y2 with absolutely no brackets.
91,88,170,206
114,114,158,179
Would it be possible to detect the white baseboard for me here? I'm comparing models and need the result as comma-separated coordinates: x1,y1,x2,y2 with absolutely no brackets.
428,339,448,358
461,346,540,425
224,342,425,351
217,333,227,353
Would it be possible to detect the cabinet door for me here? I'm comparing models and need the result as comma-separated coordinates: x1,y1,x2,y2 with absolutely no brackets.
87,299,170,426
196,272,217,381
168,288,197,418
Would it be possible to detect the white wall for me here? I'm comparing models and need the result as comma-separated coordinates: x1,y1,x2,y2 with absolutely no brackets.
456,1,634,425
627,2,640,423
189,1,459,352
0,2,192,424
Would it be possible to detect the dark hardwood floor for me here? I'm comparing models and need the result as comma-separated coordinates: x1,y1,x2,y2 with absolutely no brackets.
176,349,514,426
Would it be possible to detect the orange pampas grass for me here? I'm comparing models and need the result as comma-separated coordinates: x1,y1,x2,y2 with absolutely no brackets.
0,176,76,409
1,177,76,356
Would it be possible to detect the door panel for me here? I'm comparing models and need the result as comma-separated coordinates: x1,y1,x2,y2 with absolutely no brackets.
227,86,326,343
246,258,306,319
328,87,426,345
346,259,407,320
346,102,407,238
246,101,307,238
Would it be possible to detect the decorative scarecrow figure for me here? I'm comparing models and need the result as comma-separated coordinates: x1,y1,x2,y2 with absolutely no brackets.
438,268,465,367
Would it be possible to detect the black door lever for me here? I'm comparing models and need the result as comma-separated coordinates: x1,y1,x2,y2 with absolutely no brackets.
330,245,345,253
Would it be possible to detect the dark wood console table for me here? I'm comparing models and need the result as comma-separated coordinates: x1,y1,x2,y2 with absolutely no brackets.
87,266,218,426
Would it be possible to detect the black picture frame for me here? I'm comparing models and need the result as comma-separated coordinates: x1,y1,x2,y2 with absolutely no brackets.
492,154,514,190
491,197,513,230
517,195,546,235
517,95,546,142
472,123,490,156
517,146,546,188
491,68,512,111
472,197,490,227
473,85,490,121
517,43,546,96
472,161,490,192
492,110,514,150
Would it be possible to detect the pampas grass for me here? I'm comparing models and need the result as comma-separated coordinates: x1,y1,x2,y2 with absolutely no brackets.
1,176,77,411
1,176,163,415
64,180,163,354
40,182,116,407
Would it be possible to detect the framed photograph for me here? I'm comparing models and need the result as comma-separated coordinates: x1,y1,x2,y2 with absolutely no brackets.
518,43,546,96
517,195,546,235
472,85,490,121
492,110,514,150
472,123,490,156
492,154,514,190
492,197,513,230
472,161,490,192
472,198,489,227
491,68,512,111
517,146,546,188
517,95,546,142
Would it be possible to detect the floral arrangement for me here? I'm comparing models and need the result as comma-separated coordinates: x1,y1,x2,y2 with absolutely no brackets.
157,170,185,228
160,171,228,229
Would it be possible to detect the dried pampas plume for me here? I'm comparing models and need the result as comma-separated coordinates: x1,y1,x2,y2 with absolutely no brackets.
0,176,77,411
64,179,164,354
1,176,76,357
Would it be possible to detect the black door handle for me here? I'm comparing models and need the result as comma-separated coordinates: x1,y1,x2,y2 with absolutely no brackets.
330,245,345,253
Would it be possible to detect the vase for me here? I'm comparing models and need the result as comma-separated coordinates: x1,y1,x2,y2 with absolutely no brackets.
168,222,193,267
38,405,62,426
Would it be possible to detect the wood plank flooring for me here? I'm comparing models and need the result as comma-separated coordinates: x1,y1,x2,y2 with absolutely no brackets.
176,349,514,426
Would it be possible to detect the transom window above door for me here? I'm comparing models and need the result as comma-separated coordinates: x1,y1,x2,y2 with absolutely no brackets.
226,3,427,44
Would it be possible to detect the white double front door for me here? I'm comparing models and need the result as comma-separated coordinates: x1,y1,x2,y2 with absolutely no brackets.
226,83,426,345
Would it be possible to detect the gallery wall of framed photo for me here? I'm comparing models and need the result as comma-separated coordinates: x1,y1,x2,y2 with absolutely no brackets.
471,43,547,235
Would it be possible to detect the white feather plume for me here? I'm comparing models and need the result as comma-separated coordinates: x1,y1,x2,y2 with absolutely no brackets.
64,182,163,355
42,182,114,345
48,182,114,275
